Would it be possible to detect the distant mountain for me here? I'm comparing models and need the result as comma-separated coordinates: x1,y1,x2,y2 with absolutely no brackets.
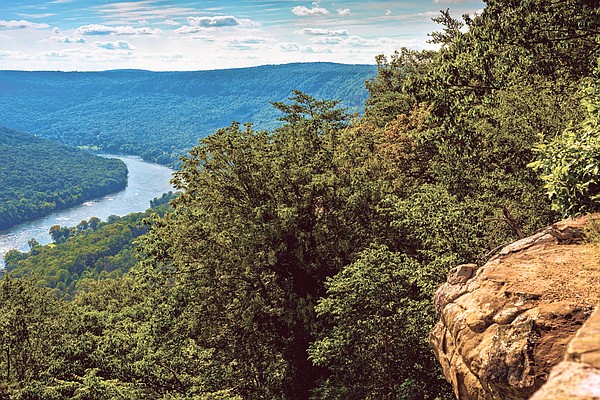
0,63,376,165
0,127,128,230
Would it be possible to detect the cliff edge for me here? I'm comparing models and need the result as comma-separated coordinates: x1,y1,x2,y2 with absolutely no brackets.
430,216,600,399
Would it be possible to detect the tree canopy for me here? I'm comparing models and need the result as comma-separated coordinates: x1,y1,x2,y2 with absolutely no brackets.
2,1,599,398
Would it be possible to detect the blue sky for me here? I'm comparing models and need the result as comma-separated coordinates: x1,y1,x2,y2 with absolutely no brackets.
0,0,484,71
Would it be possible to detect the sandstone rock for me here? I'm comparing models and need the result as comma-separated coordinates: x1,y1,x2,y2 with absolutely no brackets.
528,362,600,399
566,307,600,367
430,217,600,400
529,306,600,399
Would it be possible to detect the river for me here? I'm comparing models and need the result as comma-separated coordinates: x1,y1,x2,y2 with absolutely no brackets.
0,155,174,269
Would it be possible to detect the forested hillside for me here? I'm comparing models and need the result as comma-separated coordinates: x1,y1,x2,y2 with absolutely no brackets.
1,1,599,399
0,63,375,166
0,127,128,230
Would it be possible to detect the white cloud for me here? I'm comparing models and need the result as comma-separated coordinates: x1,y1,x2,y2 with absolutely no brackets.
385,10,393,16
416,11,442,18
94,40,135,50
225,36,274,50
53,27,60,34
76,24,114,35
49,36,87,44
45,51,68,58
187,16,258,28
337,8,351,16
345,36,375,47
344,36,393,48
297,28,349,36
161,19,180,26
310,36,343,45
95,1,197,23
291,3,330,16
310,34,397,49
18,13,55,19
433,0,467,2
174,25,216,35
76,24,162,35
279,42,332,54
280,42,301,52
302,46,333,54
227,36,273,44
0,20,50,29
0,50,31,60
157,53,184,61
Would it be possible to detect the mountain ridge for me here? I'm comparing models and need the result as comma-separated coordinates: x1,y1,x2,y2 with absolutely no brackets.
1,61,376,74
0,62,376,165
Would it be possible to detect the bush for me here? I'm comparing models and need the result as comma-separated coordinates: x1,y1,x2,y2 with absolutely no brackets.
529,71,600,218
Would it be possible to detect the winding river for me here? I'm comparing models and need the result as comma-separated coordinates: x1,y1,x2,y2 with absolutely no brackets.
0,155,174,269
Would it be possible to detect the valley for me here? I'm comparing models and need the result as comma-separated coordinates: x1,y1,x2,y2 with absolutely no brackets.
0,63,376,166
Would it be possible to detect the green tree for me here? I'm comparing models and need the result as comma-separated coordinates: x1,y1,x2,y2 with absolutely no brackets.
529,68,600,217
136,91,383,399
0,276,65,396
309,246,450,400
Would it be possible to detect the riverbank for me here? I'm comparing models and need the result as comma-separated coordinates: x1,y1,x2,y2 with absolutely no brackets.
0,128,129,231
0,155,174,270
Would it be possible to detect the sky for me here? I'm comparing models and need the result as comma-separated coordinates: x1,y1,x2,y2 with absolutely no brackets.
0,0,485,71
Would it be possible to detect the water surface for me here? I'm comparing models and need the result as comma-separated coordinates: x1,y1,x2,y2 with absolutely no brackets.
0,155,174,269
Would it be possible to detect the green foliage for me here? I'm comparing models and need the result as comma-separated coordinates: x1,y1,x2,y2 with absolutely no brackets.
309,246,450,400
134,89,455,399
0,276,65,397
135,92,358,399
529,73,600,217
1,2,598,398
474,0,600,80
364,49,435,127
0,127,128,230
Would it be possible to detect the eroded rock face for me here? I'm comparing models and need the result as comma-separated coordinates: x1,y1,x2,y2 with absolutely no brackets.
529,306,600,400
430,217,600,400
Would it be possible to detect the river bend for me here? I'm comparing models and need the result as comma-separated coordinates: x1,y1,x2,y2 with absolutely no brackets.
0,155,174,269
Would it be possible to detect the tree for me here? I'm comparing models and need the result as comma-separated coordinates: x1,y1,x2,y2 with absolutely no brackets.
0,276,65,396
88,216,101,230
137,91,354,399
309,246,451,400
77,219,89,231
364,48,435,127
49,225,72,243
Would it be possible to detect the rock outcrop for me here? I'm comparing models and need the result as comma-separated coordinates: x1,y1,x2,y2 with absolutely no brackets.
430,216,600,400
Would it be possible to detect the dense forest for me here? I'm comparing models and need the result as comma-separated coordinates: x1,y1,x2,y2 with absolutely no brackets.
1,0,600,399
0,63,376,166
0,128,128,230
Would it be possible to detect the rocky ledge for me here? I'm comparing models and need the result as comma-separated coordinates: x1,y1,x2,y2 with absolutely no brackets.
430,216,600,400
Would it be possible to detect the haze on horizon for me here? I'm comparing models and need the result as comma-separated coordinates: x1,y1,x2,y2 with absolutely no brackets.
0,0,484,71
